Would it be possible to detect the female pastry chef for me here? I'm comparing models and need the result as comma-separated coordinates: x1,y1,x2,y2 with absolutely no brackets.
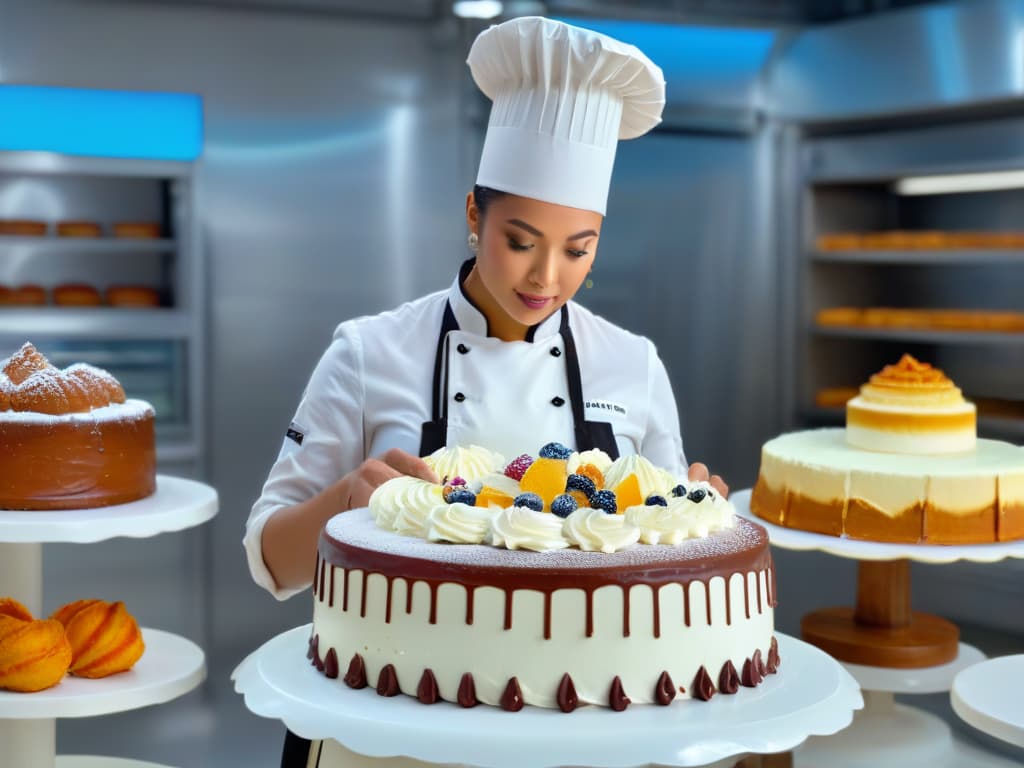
245,16,727,768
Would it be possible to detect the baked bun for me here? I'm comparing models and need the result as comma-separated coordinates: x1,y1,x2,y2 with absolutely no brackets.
1,343,126,415
0,616,73,692
106,285,160,308
0,598,33,622
56,221,101,238
112,222,161,239
0,220,47,236
54,283,102,307
5,285,47,306
51,599,145,678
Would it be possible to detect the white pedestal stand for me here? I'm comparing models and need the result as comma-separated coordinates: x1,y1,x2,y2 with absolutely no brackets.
0,476,218,768
952,654,1024,750
734,489,1024,768
233,626,862,768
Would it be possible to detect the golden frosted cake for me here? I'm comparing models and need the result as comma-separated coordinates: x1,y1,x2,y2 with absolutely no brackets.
0,343,156,510
751,356,1024,543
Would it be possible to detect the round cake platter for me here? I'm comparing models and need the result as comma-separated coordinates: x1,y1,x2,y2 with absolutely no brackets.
0,629,206,768
732,489,1022,767
951,654,1024,749
233,625,862,768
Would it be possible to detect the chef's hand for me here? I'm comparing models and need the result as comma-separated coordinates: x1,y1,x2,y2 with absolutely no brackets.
688,462,729,499
341,448,439,510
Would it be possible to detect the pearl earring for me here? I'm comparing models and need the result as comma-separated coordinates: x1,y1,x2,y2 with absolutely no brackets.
467,232,479,253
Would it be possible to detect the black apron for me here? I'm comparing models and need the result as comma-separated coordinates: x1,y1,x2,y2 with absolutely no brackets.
418,301,619,459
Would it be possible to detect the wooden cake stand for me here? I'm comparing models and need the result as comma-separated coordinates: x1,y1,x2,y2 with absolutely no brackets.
733,489,1024,768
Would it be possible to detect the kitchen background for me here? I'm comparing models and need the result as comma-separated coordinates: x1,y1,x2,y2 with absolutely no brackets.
1,0,1022,765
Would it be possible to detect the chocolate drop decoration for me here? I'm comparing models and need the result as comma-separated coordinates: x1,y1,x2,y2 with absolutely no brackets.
323,648,339,679
501,677,524,712
376,664,400,697
753,648,767,678
417,669,440,704
311,635,324,671
655,671,676,705
741,657,763,688
557,673,579,713
718,660,739,694
344,654,368,689
767,637,780,674
691,667,716,701
609,676,631,711
457,673,478,708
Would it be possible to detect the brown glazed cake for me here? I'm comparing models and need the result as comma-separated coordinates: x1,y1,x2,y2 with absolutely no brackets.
0,342,156,510
311,508,778,711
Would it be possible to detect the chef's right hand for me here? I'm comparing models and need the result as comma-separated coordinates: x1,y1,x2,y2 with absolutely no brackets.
340,448,439,510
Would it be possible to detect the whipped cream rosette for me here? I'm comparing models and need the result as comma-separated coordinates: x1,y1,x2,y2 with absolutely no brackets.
424,444,504,483
426,502,496,544
490,505,569,552
562,508,641,553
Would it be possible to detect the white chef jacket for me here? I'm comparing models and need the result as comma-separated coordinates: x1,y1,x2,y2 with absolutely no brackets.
245,263,687,599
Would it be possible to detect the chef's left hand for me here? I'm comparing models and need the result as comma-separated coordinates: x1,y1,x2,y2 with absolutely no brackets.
688,462,729,499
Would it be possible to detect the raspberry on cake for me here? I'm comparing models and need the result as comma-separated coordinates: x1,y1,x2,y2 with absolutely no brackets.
0,342,156,510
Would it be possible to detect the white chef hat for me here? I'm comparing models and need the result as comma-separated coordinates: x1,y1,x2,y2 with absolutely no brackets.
467,16,665,216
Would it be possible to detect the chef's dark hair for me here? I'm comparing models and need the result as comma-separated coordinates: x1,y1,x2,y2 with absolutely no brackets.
473,185,506,218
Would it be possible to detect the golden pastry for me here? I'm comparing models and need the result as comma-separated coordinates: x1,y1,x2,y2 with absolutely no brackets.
51,599,145,678
0,616,72,692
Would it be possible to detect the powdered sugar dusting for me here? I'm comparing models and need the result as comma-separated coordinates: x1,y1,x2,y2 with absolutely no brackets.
326,509,766,569
0,398,153,424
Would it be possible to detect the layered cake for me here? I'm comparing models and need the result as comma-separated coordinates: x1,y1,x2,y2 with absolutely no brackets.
311,444,778,712
751,356,1024,543
0,342,156,510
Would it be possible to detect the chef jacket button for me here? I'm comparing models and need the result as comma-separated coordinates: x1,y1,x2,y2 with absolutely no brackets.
457,343,470,354
551,396,565,407
454,392,466,403
550,347,561,357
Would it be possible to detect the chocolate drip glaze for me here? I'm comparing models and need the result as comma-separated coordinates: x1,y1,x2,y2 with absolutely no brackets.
543,591,553,639
766,637,780,673
417,669,439,704
329,566,336,607
683,583,691,627
501,677,524,712
705,581,713,626
344,654,367,689
385,577,394,624
623,587,631,637
557,673,579,713
724,579,731,625
756,571,763,615
655,671,676,705
405,577,413,614
692,667,716,701
323,648,339,679
504,591,513,631
743,573,750,620
318,559,326,601
609,676,631,711
376,664,400,697
343,568,350,612
313,554,320,598
753,648,766,678
457,673,478,708
586,592,594,637
465,585,476,625
718,660,739,694
429,582,439,624
741,657,763,688
360,572,369,618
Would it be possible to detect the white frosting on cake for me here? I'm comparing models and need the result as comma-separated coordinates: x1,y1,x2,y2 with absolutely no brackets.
423,444,504,483
603,454,678,499
0,398,153,425
562,508,640,553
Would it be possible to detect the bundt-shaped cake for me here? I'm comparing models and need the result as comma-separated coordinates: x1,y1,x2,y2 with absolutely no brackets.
51,599,145,678
0,342,156,510
0,615,73,692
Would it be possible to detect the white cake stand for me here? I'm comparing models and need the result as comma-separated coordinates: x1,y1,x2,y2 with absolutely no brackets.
232,625,862,768
0,476,218,768
952,655,1024,749
734,489,1023,767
